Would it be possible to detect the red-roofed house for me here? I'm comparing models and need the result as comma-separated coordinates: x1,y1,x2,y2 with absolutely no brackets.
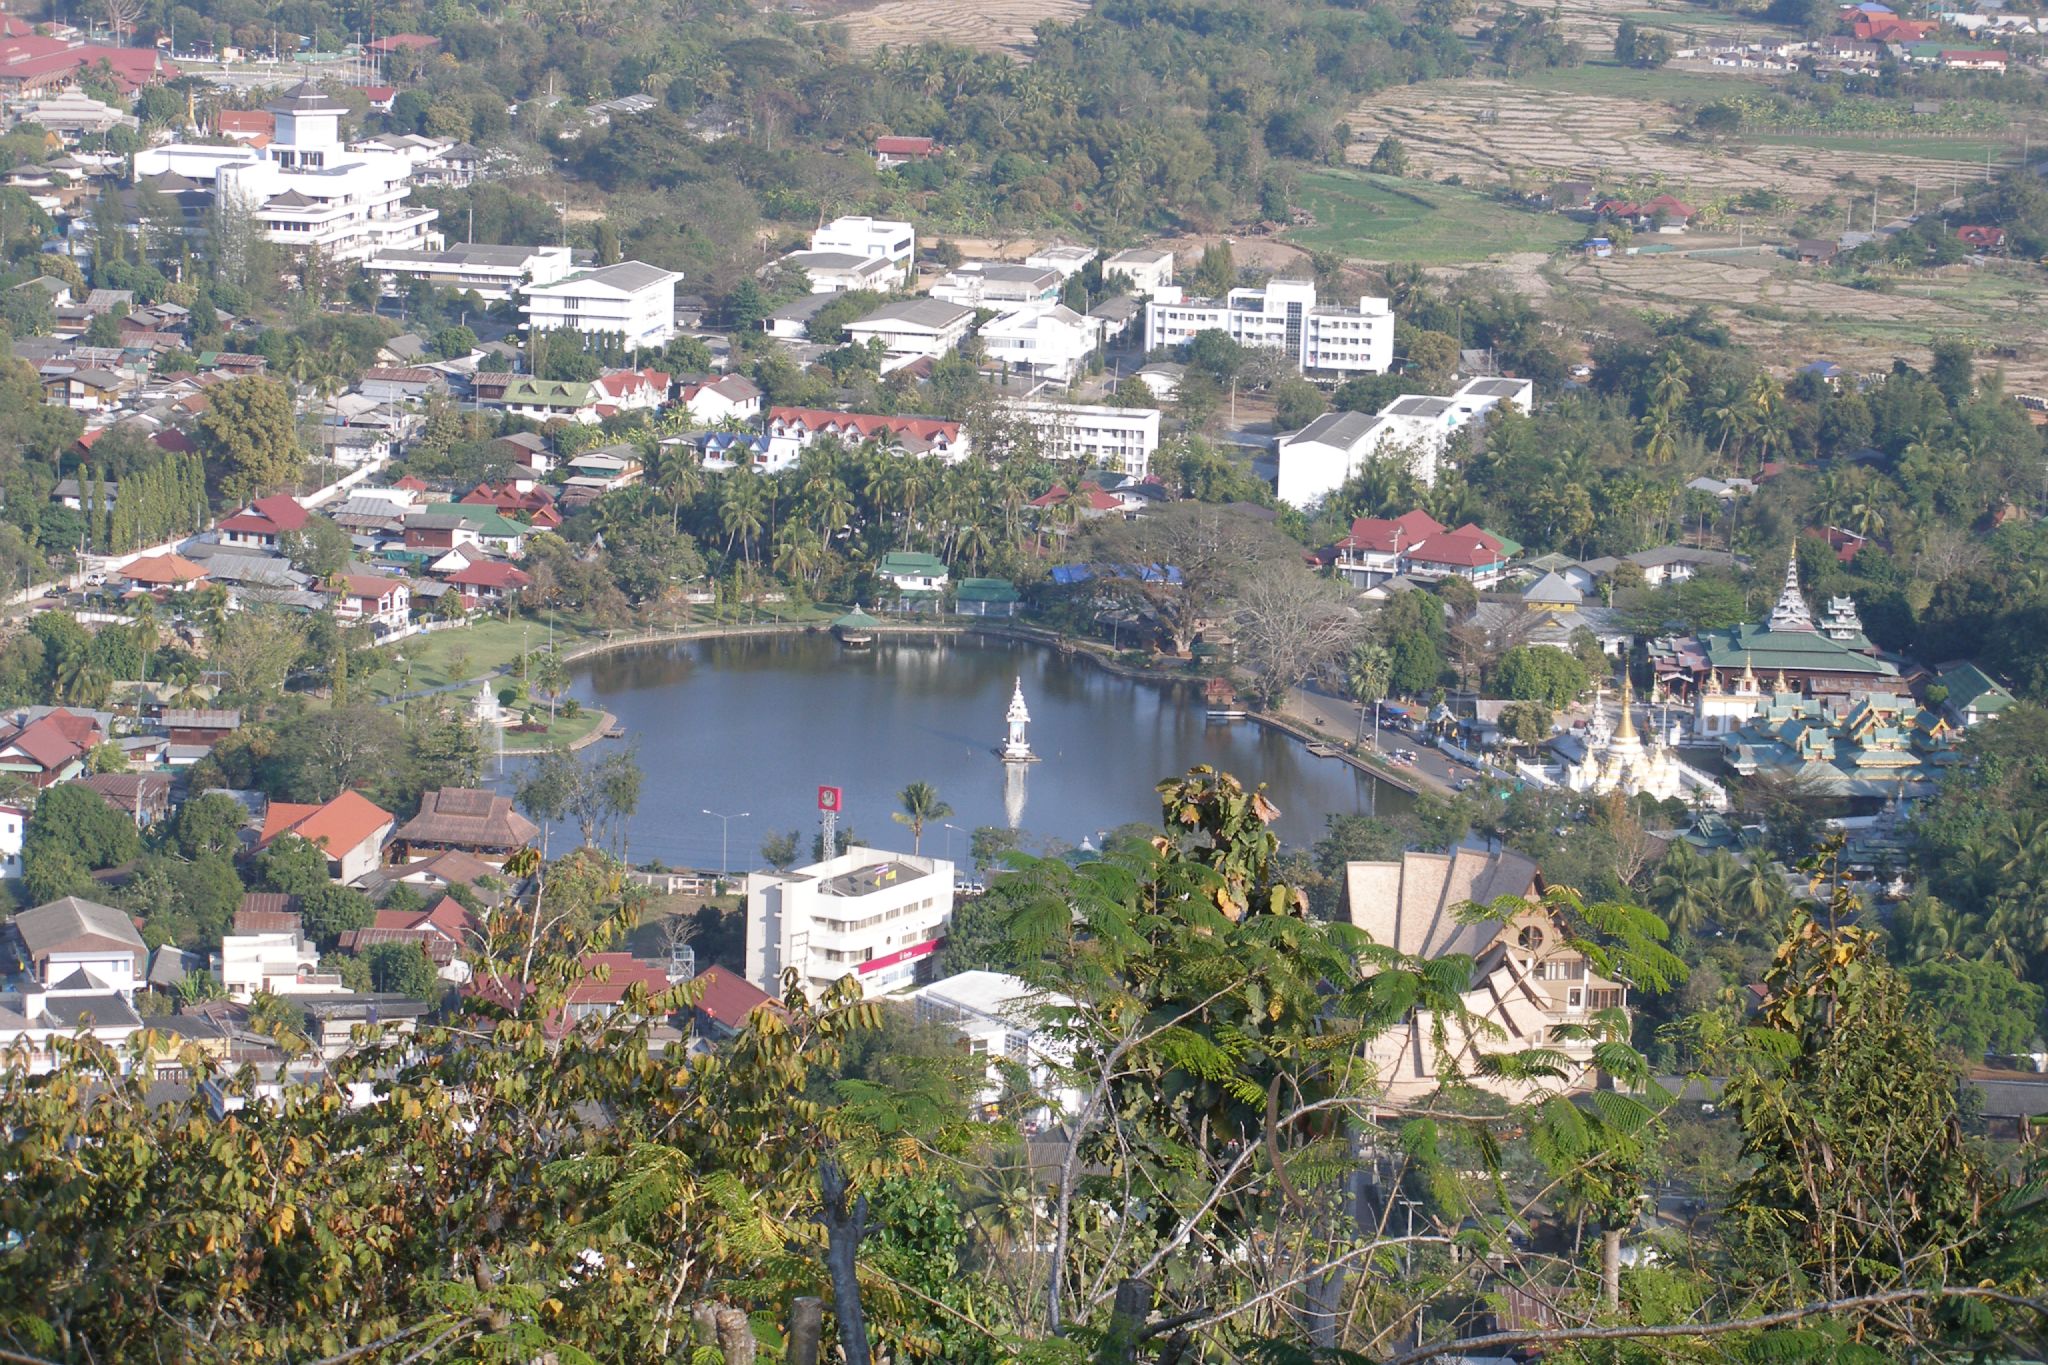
363,85,397,111
676,374,762,424
325,573,411,631
689,964,781,1042
464,951,677,1037
1029,482,1130,518
443,559,531,607
1957,224,2006,252
1334,509,1445,587
0,708,103,788
119,552,208,591
1854,15,1936,39
258,790,394,884
218,494,309,550
766,406,969,462
0,39,177,94
594,368,669,412
216,110,274,143
461,480,558,524
1596,195,1694,233
338,895,475,981
1404,523,1510,586
150,428,197,455
1940,48,2008,69
874,135,938,168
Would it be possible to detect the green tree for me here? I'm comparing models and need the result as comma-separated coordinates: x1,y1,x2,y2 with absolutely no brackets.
26,782,141,871
891,781,953,856
300,883,375,949
760,828,801,870
364,940,442,999
172,791,247,858
1491,645,1590,708
1903,958,2044,1059
199,375,305,504
1366,134,1409,176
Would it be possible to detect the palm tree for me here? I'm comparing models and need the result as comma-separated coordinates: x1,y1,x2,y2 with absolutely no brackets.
650,441,703,532
1649,841,1720,940
1721,853,1789,928
719,471,766,565
772,524,824,585
892,781,952,856
1346,643,1391,741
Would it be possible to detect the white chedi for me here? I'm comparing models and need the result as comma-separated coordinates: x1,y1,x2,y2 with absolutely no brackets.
1562,676,1722,807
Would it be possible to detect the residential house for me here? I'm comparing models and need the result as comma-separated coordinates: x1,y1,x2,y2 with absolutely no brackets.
490,430,553,474
675,374,762,424
442,559,531,607
395,786,540,859
325,573,411,632
1795,238,1840,265
44,366,126,411
1006,399,1160,478
1957,224,2006,252
50,476,117,511
594,367,671,413
0,801,22,880
1580,545,1742,587
462,480,558,527
158,708,241,763
1144,279,1393,378
873,134,937,168
257,790,395,884
118,552,208,593
496,377,604,424
218,493,310,551
1343,848,1628,1100
1332,509,1449,588
338,895,475,983
1404,523,1512,586
359,365,446,402
0,707,103,788
912,969,1083,1115
843,298,977,368
687,964,780,1044
220,910,346,1001
763,292,835,340
743,845,956,996
1596,194,1694,232
6,895,145,995
879,551,949,600
953,577,1024,618
808,216,915,285
1130,362,1184,401
521,260,682,349
562,447,644,490
1940,48,2007,69
76,773,172,827
1024,243,1096,279
1277,376,1531,509
765,406,969,465
367,242,576,303
403,510,485,555
1933,661,2014,727
775,249,897,294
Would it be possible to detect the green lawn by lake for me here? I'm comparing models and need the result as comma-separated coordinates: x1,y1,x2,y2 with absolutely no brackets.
1287,171,1582,265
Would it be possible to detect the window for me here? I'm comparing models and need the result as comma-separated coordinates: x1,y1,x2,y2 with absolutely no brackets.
1567,988,1583,1009
1517,925,1545,951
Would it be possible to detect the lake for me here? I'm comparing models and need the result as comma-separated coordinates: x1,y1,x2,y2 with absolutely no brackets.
542,632,1404,872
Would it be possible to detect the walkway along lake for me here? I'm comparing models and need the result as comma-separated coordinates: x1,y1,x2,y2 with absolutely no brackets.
537,632,1409,871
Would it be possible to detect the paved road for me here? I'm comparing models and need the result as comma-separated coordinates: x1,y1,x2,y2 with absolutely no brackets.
1280,685,1472,799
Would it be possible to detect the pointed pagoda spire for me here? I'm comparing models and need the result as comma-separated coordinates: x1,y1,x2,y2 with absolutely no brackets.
1614,672,1638,742
1766,548,1818,633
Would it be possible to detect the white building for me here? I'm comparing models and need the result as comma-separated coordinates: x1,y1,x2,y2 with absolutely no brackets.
1024,243,1096,279
843,299,976,368
980,303,1103,384
0,800,21,880
7,896,144,996
911,969,1083,1118
929,263,1061,308
1275,376,1533,510
220,928,348,1002
809,216,915,286
522,260,682,349
676,374,763,424
1104,246,1176,295
1143,278,1393,378
367,243,576,302
1008,399,1161,478
134,80,440,265
777,250,898,294
744,845,956,998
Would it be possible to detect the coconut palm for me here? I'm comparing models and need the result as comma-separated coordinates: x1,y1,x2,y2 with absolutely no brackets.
718,471,766,565
891,781,952,855
1721,852,1790,928
1649,841,1721,940
772,524,824,585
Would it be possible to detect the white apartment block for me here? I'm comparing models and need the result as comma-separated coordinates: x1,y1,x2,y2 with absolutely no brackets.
980,303,1103,384
1275,376,1533,510
368,243,576,302
843,298,976,368
134,80,440,264
809,216,915,286
1104,247,1176,294
1143,278,1393,378
220,929,347,1002
912,969,1084,1117
744,846,956,998
928,262,1061,308
777,250,898,294
521,259,682,349
1009,398,1161,478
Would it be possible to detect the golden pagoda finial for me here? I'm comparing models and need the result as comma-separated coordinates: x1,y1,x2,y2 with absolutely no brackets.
1615,672,1637,740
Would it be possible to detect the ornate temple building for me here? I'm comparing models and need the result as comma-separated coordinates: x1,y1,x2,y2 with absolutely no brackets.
1649,554,1897,699
1533,677,1729,809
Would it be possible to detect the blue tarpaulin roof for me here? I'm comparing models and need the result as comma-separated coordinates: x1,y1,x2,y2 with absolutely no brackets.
1050,563,1183,586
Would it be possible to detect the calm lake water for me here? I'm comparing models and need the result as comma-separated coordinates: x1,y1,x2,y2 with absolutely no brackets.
537,633,1403,872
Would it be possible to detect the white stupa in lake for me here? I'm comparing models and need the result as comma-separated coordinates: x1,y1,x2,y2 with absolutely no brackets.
999,677,1038,763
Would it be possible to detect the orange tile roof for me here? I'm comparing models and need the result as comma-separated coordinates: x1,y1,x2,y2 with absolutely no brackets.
258,789,394,858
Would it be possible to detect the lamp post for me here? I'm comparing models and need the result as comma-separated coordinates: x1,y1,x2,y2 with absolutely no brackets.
943,821,963,863
701,808,750,877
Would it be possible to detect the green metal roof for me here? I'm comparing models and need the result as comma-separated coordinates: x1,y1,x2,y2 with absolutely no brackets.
879,551,948,576
1935,661,2013,713
502,378,598,405
954,576,1020,603
1702,623,1896,676
832,605,881,629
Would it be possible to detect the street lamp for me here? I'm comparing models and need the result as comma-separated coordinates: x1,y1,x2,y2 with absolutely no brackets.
943,822,964,863
701,808,750,877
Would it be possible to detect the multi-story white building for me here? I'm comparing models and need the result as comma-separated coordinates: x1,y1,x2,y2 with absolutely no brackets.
367,243,576,302
0,800,22,880
777,249,898,294
912,969,1084,1117
521,260,682,349
929,262,1061,308
1275,376,1533,509
1143,278,1393,378
843,298,976,368
744,845,956,998
1104,246,1177,295
980,303,1103,384
1008,398,1161,478
134,80,440,265
1024,243,1096,279
220,928,347,1002
809,216,915,286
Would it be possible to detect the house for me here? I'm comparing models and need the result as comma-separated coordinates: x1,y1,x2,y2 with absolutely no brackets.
593,367,671,413
1278,377,1531,510
1103,247,1176,294
359,848,510,907
118,553,208,593
1957,224,2006,252
0,707,103,788
1933,661,2014,727
774,250,898,294
1404,523,1512,586
676,374,762,424
765,406,969,465
953,577,1024,618
1145,278,1393,378
257,790,395,884
76,773,172,826
337,895,476,983
928,263,1062,308
325,573,411,632
562,447,644,489
912,970,1083,1115
1344,849,1628,1100
1940,48,2007,69
462,480,558,526
1024,243,1095,279
220,913,346,1001
0,800,22,880
496,377,604,424
442,559,532,606
1031,482,1132,521
1333,509,1447,588
159,707,241,760
1596,194,1694,232
1542,179,1597,210
879,552,949,601
686,964,779,1043
6,895,145,995
491,430,553,474
1007,399,1161,478
873,134,937,168
395,787,540,859
1130,362,1185,401
403,510,486,554
808,216,915,285
1854,14,1936,39
1795,238,1840,265
218,494,309,551
420,141,482,187
843,298,977,367
359,366,446,402
979,304,1103,384
743,846,956,996
44,366,126,411
521,260,683,349
51,476,117,511
367,243,576,303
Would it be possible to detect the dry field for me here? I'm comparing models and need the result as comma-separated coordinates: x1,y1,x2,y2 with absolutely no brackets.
814,0,1085,56
1347,77,1999,204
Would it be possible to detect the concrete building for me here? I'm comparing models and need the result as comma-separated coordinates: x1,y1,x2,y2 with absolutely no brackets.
912,969,1083,1118
1143,278,1393,378
1104,246,1176,294
367,243,576,302
777,250,898,294
133,80,439,264
6,896,145,996
521,260,682,349
744,845,956,997
843,298,976,368
1023,243,1096,279
1008,398,1161,478
809,216,915,285
0,800,21,881
220,923,347,1001
1276,377,1533,510
928,263,1061,308
979,303,1103,384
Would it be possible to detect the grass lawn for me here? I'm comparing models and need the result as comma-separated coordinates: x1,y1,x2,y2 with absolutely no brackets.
1288,170,1582,264
499,707,609,753
360,617,587,700
1516,59,1772,103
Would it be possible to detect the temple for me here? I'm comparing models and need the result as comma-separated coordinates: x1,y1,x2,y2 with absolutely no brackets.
1649,549,1896,699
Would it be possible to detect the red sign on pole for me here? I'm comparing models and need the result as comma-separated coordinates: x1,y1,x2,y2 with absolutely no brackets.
818,785,842,812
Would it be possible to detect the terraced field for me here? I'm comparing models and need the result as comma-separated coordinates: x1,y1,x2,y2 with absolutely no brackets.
818,0,1085,55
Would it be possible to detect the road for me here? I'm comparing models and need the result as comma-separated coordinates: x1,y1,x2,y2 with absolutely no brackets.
1278,684,1471,799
